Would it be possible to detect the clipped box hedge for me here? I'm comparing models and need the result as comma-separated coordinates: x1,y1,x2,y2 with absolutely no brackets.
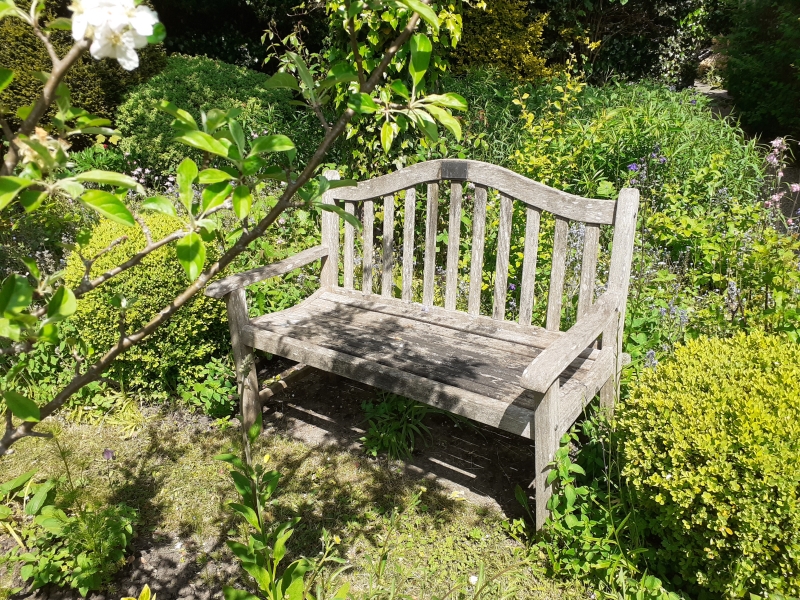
618,331,800,597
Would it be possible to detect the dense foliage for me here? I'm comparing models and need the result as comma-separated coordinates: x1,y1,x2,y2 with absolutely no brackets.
722,0,800,139
62,214,229,392
619,331,800,596
115,54,319,174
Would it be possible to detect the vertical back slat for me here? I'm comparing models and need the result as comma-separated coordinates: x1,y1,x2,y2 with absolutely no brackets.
422,183,439,306
320,170,340,289
546,216,569,330
444,182,463,311
518,207,541,326
492,193,513,320
402,187,416,302
362,199,374,294
381,194,395,297
468,185,487,316
343,202,355,289
578,223,600,320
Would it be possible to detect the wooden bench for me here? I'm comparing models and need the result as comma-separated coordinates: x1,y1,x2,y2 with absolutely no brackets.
206,159,638,528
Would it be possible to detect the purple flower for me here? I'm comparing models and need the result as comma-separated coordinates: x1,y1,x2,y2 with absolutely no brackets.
508,283,516,291
103,448,115,461
790,183,800,193
658,156,667,164
771,138,787,151
766,153,779,166
628,163,640,172
772,192,785,202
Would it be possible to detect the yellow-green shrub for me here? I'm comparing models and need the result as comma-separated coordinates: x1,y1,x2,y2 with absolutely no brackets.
0,13,166,136
63,215,228,392
618,331,800,597
450,0,551,80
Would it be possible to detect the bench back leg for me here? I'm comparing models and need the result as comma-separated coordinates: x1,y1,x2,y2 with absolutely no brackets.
534,378,559,530
226,288,261,454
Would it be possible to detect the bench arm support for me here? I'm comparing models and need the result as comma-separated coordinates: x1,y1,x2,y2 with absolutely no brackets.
205,245,329,299
519,291,622,394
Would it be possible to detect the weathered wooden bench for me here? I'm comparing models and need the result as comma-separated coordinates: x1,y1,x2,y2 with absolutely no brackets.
206,159,638,528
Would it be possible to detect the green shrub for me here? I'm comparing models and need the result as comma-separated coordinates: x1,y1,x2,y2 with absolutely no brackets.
0,11,166,139
115,54,319,174
722,0,800,138
618,331,800,596
62,214,228,393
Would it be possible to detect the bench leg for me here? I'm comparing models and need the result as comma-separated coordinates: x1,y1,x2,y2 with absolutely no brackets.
534,379,559,530
600,377,616,417
225,289,261,454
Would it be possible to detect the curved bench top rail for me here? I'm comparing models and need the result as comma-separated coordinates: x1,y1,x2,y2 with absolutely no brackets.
329,159,617,225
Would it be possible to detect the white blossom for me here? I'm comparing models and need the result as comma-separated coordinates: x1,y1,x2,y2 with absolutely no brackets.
69,0,160,71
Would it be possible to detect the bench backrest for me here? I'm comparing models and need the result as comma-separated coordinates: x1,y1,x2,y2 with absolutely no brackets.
321,159,638,333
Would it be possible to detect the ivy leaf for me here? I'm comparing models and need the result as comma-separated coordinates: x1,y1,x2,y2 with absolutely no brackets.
174,131,229,157
0,176,34,211
249,135,295,156
80,190,135,226
46,286,76,322
0,274,33,316
3,390,40,422
409,33,432,88
232,185,252,219
141,195,177,217
176,232,205,281
177,158,198,213
0,67,13,93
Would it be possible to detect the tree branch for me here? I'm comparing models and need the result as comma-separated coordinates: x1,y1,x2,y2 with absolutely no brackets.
0,4,426,455
345,0,366,88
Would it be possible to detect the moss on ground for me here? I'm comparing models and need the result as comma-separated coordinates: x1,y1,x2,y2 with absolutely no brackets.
0,408,578,598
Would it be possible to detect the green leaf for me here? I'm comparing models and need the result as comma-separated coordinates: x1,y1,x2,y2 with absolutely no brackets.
198,168,235,184
228,502,260,532
264,71,300,92
0,318,21,341
201,181,232,212
46,286,76,321
0,176,34,211
18,190,46,212
399,0,439,33
177,158,198,213
381,121,397,153
24,479,54,515
232,185,252,219
409,33,432,88
3,390,40,422
318,202,362,230
141,195,177,217
55,179,84,199
0,468,37,496
411,109,438,141
596,180,617,198
563,484,577,508
333,582,351,599
0,1,17,21
214,453,247,472
147,21,166,44
286,51,315,94
426,105,462,140
249,135,295,156
422,92,468,111
174,130,229,157
390,80,410,100
176,232,205,281
564,513,580,528
45,16,72,30
75,170,142,191
0,505,10,521
229,120,246,156
81,190,135,226
0,68,13,93
158,100,197,129
347,92,379,114
0,274,32,315
223,587,258,600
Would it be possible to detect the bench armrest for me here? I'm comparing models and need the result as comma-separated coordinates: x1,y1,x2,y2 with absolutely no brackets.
519,291,622,394
205,245,329,299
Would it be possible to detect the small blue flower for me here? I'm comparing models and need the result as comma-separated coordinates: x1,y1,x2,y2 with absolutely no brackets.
508,283,516,291
628,163,640,172
645,350,658,369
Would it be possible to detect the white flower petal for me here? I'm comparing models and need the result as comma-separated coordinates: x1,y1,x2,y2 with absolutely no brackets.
129,5,158,37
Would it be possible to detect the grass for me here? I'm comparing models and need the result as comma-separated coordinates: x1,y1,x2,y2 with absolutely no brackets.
0,404,581,599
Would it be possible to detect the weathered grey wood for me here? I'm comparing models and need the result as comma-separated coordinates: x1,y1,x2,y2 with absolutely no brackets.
242,321,537,437
331,160,616,224
546,217,569,331
320,170,340,289
362,199,374,294
402,187,416,302
492,193,514,320
382,194,395,297
205,245,329,298
422,183,439,306
534,379,558,530
520,291,621,394
343,202,355,289
468,185,487,316
558,347,614,437
578,224,600,320
445,182,463,311
258,363,312,402
518,207,541,326
226,288,260,447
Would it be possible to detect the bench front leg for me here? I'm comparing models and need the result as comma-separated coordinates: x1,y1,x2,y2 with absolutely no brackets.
534,378,559,530
225,288,261,456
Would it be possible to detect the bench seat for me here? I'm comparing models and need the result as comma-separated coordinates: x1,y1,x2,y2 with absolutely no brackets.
244,288,615,439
